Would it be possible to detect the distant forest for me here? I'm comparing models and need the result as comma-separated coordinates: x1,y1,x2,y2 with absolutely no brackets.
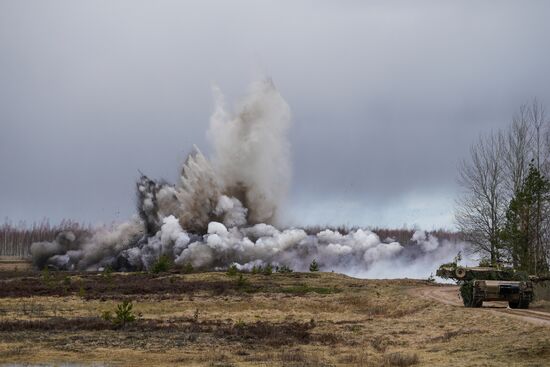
0,219,91,258
0,219,461,259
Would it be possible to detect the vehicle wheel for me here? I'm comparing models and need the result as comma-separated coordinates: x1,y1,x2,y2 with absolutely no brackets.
455,267,467,279
509,301,520,309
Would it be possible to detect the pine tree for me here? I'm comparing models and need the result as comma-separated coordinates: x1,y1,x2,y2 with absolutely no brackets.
501,162,550,274
309,259,319,272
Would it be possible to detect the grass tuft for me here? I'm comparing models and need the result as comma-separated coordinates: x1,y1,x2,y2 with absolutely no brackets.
383,352,419,366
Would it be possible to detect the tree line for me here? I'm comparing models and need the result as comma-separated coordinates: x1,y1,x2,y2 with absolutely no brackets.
456,100,550,275
0,219,91,258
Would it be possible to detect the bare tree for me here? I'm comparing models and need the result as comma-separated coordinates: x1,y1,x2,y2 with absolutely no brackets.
529,99,548,170
499,105,533,265
502,105,532,198
458,100,550,272
543,120,550,268
495,100,549,272
456,133,507,264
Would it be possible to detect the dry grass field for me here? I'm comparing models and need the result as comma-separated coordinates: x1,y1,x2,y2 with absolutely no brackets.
0,271,549,367
0,257,32,272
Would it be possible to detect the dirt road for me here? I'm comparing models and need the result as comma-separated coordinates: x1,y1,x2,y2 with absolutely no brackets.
415,285,550,327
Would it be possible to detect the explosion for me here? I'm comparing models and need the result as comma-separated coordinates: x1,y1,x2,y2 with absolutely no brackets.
31,79,469,277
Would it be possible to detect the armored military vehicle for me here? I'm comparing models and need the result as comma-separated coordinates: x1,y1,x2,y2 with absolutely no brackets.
436,265,534,309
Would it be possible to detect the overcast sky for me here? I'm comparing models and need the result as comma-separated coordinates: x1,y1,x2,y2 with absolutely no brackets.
1,1,550,230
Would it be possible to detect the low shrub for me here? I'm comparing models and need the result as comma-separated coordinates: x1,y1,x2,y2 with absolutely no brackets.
227,264,239,276
41,267,52,286
151,255,171,274
182,262,194,274
277,265,293,273
78,284,86,298
383,352,419,366
262,264,273,276
236,273,248,288
114,300,137,326
309,259,319,272
371,335,390,352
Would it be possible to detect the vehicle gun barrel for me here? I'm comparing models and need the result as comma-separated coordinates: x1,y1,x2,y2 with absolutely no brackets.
436,265,522,281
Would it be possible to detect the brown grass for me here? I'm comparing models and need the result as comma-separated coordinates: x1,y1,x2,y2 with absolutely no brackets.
383,352,419,366
0,272,549,366
0,258,32,272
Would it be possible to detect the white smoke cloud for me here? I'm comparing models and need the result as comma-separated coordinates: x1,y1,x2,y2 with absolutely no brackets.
411,230,439,252
30,79,470,279
132,79,291,235
207,79,291,225
214,195,248,228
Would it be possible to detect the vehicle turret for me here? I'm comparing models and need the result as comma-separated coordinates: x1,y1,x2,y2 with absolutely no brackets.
436,265,528,282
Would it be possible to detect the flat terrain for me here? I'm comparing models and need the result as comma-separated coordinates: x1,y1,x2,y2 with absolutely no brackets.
0,257,32,272
0,271,549,367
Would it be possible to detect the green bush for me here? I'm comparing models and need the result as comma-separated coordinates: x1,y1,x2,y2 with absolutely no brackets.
460,282,475,307
227,264,239,276
277,265,293,273
151,255,171,274
236,273,248,288
114,300,136,326
262,264,273,276
102,266,113,285
182,262,194,274
78,284,86,298
309,259,320,272
41,267,52,287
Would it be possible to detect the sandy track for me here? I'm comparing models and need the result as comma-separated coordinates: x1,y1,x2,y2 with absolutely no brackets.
415,285,550,327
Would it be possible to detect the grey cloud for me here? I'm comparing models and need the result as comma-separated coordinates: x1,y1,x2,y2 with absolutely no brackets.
1,1,550,228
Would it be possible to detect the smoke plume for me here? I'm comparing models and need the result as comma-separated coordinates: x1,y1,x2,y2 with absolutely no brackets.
31,79,469,278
